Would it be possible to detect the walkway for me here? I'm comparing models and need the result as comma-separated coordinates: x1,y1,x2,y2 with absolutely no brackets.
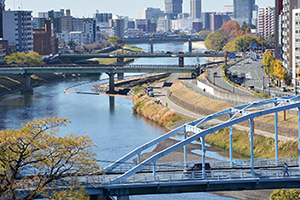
153,74,297,142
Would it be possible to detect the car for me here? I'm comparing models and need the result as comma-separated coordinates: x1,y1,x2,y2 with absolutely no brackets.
183,163,211,177
280,86,287,92
248,85,255,90
267,83,273,87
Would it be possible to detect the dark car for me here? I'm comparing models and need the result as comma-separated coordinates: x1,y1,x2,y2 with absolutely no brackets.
183,163,211,177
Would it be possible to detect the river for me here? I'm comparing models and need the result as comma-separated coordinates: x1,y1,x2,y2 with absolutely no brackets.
0,42,239,200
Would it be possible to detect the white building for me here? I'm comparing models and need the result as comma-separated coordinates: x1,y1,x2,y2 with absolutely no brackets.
258,7,275,39
137,7,164,23
292,8,300,84
172,17,201,32
3,10,33,52
281,0,300,73
157,16,172,32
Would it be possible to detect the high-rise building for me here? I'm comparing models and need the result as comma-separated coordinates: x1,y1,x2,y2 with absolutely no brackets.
3,10,33,53
190,0,201,19
234,0,255,25
137,7,164,23
109,17,125,38
210,14,223,32
258,7,275,39
281,0,300,74
0,0,5,38
165,0,183,19
61,9,72,33
202,12,214,31
292,8,300,84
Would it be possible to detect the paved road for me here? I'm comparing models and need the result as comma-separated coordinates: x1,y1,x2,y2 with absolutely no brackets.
154,74,296,142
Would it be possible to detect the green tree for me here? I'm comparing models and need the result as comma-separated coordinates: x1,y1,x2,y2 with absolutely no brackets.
108,36,124,48
179,32,187,38
198,30,210,40
0,117,99,200
5,52,45,66
204,29,228,51
270,189,300,200
268,33,275,45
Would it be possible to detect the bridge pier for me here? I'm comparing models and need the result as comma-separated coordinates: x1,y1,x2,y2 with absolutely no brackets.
179,57,184,67
149,39,154,54
188,39,192,53
117,57,124,80
201,136,206,179
22,73,33,94
117,196,129,200
107,73,116,94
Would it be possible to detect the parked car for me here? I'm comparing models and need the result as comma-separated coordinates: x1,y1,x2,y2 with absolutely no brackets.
280,86,287,92
248,85,255,90
183,163,211,177
267,83,273,87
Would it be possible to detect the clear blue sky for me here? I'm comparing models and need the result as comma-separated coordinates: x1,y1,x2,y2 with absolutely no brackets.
6,0,275,18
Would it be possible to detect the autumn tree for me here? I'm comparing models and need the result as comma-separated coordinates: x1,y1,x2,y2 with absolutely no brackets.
263,50,275,77
273,59,285,86
221,20,243,42
204,29,228,51
270,189,300,200
5,52,45,66
0,117,99,200
198,30,210,39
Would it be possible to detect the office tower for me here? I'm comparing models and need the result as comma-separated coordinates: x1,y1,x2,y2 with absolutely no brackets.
3,10,33,52
202,12,214,30
210,14,223,32
258,7,275,39
190,0,202,19
234,0,255,25
165,0,183,19
61,9,73,32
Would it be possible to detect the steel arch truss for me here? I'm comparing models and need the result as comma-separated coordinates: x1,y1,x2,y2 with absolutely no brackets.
108,96,300,184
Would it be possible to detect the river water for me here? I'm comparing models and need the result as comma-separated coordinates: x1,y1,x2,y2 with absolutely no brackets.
0,42,238,200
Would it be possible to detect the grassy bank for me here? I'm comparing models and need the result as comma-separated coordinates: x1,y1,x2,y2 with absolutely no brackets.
131,80,298,159
132,86,193,129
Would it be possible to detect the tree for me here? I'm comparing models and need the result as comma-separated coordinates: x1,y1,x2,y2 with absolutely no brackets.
204,29,228,51
5,52,45,67
198,30,210,40
221,20,243,41
108,36,124,48
0,117,99,200
268,33,275,45
273,59,285,86
270,189,300,200
263,50,275,77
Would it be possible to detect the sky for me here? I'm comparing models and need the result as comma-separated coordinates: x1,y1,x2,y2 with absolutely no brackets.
5,0,275,18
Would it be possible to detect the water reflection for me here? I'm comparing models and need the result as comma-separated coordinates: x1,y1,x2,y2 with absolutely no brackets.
109,96,115,114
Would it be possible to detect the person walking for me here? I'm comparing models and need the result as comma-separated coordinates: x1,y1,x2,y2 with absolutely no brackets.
283,163,289,177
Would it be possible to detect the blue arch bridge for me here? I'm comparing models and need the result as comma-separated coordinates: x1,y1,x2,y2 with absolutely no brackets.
61,96,300,199
18,96,300,200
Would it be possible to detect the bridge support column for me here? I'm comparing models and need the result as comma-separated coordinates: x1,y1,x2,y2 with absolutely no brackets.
117,196,129,200
107,73,116,94
229,124,234,168
149,39,154,54
275,111,279,166
179,57,184,67
201,136,206,179
249,118,254,176
298,107,300,173
22,73,33,94
153,161,157,181
184,125,188,168
188,39,192,53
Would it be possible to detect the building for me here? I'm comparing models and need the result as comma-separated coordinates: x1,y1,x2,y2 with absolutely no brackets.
221,5,234,19
61,9,73,33
157,16,172,32
190,0,201,19
234,0,255,25
292,8,300,84
202,12,214,31
94,12,112,28
109,17,125,38
172,17,201,32
210,14,223,32
33,20,58,55
137,7,164,23
0,0,5,38
165,0,183,19
281,0,300,75
3,10,33,52
258,7,275,39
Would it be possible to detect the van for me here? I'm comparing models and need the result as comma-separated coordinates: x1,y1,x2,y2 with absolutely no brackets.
183,163,211,177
